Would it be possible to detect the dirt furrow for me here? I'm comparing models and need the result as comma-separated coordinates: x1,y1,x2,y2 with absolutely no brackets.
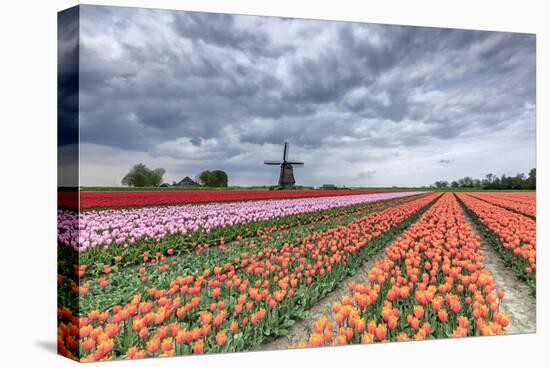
460,208,536,335
262,245,388,350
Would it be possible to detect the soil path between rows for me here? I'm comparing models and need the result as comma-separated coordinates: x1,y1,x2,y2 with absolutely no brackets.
461,209,536,335
262,242,389,350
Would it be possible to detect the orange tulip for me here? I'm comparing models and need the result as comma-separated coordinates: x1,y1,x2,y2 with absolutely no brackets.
355,318,366,333
145,337,160,354
308,333,324,347
374,324,387,341
81,338,96,352
161,337,173,353
212,287,221,298
138,327,148,339
126,346,145,359
458,316,469,329
494,312,510,327
452,327,467,338
215,330,227,346
192,339,204,354
360,332,374,344
437,309,448,323
413,305,424,319
396,332,410,342
387,316,398,330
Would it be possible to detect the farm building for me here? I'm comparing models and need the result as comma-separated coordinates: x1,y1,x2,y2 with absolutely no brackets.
175,176,200,187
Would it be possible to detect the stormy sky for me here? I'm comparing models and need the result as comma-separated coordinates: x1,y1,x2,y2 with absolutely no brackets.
72,5,536,187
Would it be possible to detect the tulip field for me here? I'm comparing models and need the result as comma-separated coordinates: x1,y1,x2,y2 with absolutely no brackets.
57,190,536,361
59,189,391,210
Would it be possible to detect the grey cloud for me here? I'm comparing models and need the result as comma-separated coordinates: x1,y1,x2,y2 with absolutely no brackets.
357,170,377,179
171,12,287,59
58,6,80,147
76,5,536,187
438,159,454,164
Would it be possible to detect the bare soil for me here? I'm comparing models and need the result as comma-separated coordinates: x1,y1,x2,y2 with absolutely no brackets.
462,212,536,335
262,245,389,350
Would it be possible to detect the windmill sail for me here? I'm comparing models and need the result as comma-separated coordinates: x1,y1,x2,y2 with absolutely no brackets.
283,142,289,162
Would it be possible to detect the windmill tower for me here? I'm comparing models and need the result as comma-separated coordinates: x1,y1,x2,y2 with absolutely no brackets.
264,142,304,188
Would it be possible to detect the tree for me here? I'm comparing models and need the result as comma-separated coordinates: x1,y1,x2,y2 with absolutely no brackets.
527,168,536,189
210,170,228,187
492,176,501,189
510,173,525,189
451,181,459,188
121,163,166,187
502,174,517,189
434,180,449,189
198,170,229,187
457,176,473,188
482,174,495,188
198,170,212,186
151,168,166,187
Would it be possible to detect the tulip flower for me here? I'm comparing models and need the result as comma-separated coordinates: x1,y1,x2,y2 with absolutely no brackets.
375,324,387,341
192,339,204,354
215,330,227,346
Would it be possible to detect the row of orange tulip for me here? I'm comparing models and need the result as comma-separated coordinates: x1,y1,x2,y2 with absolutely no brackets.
479,192,535,203
466,192,535,218
456,193,535,291
301,193,508,348
57,193,440,360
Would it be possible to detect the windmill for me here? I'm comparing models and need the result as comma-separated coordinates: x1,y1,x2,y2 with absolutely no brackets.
264,142,304,188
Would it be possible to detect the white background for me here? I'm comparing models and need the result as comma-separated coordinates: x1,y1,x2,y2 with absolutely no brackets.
0,0,547,366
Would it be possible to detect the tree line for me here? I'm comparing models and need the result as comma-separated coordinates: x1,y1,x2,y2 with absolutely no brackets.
121,163,228,187
432,168,536,190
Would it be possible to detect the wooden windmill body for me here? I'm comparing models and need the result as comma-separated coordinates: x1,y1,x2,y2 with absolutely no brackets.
264,142,304,188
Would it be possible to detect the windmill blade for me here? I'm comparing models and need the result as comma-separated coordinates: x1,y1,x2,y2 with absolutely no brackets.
283,142,289,161
286,161,304,165
264,160,282,165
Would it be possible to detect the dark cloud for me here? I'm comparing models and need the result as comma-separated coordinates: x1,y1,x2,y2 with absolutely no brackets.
438,159,454,164
357,170,377,179
58,6,80,147
77,5,536,186
58,6,80,187
171,12,290,59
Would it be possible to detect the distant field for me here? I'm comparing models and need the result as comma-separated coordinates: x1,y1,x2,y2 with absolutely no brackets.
351,187,536,192
63,189,396,209
79,186,536,193
79,186,277,192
